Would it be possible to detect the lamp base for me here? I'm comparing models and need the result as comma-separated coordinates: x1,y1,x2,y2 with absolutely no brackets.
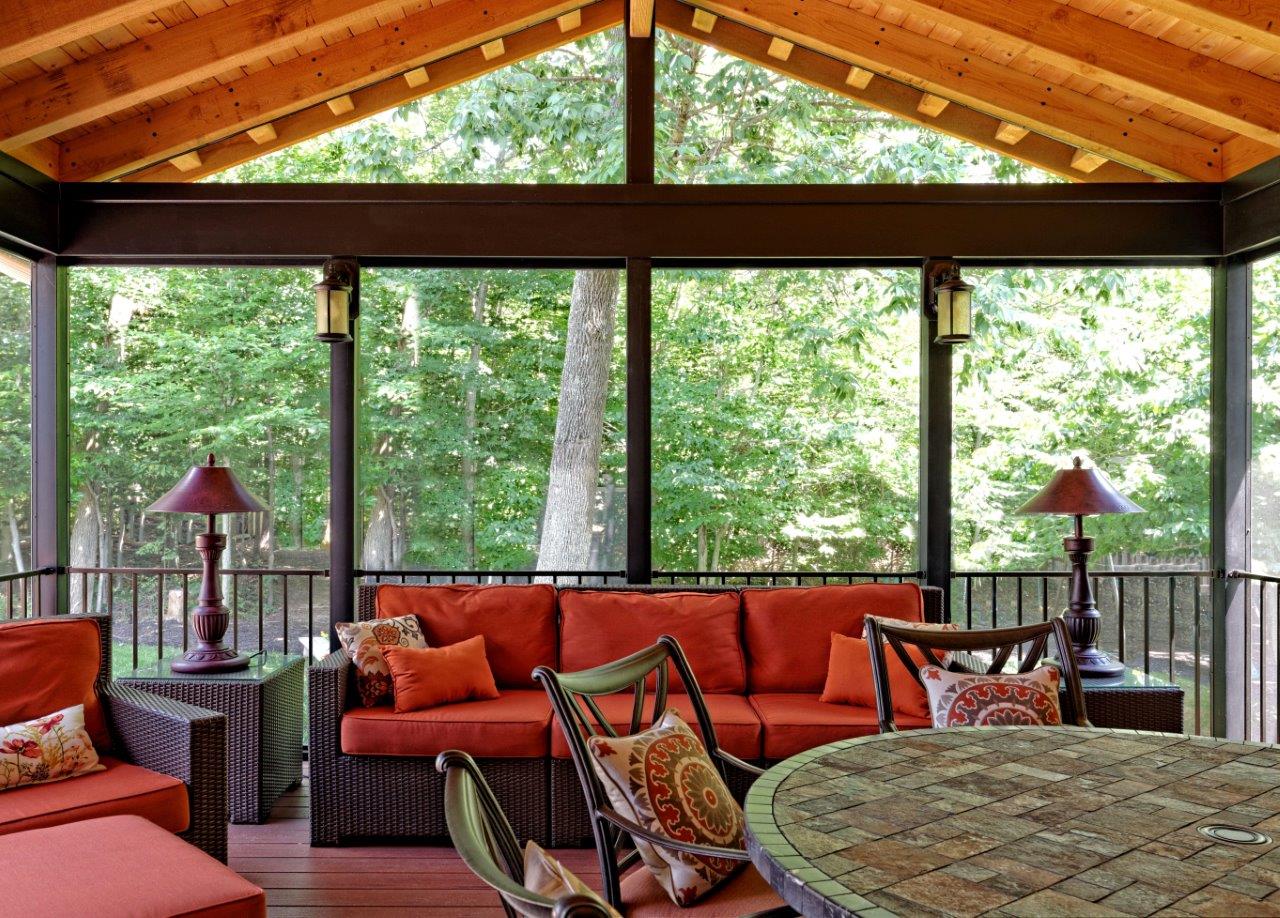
1072,646,1126,679
171,645,251,674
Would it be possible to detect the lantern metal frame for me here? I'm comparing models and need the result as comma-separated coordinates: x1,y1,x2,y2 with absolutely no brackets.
315,256,359,343
927,258,974,345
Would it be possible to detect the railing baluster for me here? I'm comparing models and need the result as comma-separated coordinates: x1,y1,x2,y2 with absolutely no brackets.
1016,576,1023,628
307,574,314,661
1117,579,1126,667
181,573,189,653
282,574,290,656
1194,576,1202,736
157,572,164,660
1143,577,1151,676
258,573,265,654
1274,584,1279,744
1168,575,1176,685
1245,579,1253,742
1260,578,1266,740
232,574,239,652
1040,577,1048,623
132,574,140,669
965,576,973,629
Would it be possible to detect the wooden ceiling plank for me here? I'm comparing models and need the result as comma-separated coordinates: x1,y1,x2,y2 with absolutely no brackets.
689,0,1220,179
1138,0,1280,57
868,0,1280,145
0,0,162,71
60,0,588,180
0,0,432,150
1223,134,1280,177
655,0,1155,182
630,0,656,36
123,0,623,181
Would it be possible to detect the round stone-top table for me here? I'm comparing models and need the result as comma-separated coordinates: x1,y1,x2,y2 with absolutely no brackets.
744,726,1280,917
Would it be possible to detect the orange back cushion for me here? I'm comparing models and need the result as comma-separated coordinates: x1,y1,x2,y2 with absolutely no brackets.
376,584,557,690
558,590,745,694
0,617,110,750
819,632,930,719
742,583,924,693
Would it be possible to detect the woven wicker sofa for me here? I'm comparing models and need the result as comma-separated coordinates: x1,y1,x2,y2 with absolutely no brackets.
310,581,942,847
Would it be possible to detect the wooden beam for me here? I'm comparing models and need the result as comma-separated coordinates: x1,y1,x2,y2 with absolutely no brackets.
0,0,161,71
655,0,1153,182
994,123,1029,145
917,94,950,117
480,38,507,60
629,0,655,37
169,151,202,172
403,67,430,89
246,124,278,145
689,0,1221,180
60,0,585,182
691,9,718,31
1139,0,1280,58
845,66,873,89
0,0,427,150
6,140,60,180
1224,135,1280,179
121,0,623,182
767,37,794,60
1071,149,1107,174
881,0,1280,146
326,95,355,117
558,9,583,31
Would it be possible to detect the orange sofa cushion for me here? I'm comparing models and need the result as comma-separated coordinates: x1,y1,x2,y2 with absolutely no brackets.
820,632,930,719
341,690,552,758
749,694,930,760
0,815,265,918
376,583,557,689
742,583,924,693
0,616,111,751
383,637,499,713
558,590,746,694
550,693,761,761
0,755,189,836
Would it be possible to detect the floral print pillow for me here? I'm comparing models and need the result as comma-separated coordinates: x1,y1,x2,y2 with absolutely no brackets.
336,615,428,707
587,708,745,908
0,704,104,792
920,664,1062,728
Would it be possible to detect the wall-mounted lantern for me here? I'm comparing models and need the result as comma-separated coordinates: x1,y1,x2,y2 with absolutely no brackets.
315,257,358,343
928,259,974,345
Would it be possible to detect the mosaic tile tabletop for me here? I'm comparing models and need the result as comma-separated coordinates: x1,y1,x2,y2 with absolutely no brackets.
744,726,1280,917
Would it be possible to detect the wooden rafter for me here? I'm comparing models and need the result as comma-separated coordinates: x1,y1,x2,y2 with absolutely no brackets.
0,0,427,151
686,0,1223,180
630,0,656,37
655,0,1152,182
122,1,624,183
60,0,586,182
0,0,163,71
1138,0,1280,58
879,0,1280,148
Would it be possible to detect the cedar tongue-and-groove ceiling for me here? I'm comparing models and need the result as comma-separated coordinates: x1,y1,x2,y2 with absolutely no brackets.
4,0,1280,184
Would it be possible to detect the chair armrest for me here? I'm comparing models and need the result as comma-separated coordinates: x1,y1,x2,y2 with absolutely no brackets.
600,808,752,861
309,650,350,755
717,750,764,777
101,682,228,861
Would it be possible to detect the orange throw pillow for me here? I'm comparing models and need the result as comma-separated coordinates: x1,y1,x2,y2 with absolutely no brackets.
819,632,930,719
382,637,500,713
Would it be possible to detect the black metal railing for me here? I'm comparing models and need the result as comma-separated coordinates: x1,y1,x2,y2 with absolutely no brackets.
1228,570,1280,743
0,568,48,619
357,569,625,585
653,570,921,585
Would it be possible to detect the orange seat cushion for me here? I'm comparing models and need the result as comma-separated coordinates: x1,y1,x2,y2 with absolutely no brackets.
376,583,557,689
621,863,785,916
0,616,111,751
0,755,189,836
750,693,930,760
820,632,931,719
742,583,925,693
558,590,746,693
0,815,265,918
341,690,552,758
383,637,500,712
550,693,761,761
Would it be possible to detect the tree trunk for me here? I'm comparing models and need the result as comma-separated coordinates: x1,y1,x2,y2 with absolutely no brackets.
362,486,400,571
290,455,304,549
536,269,620,573
697,524,708,571
69,487,101,614
461,281,486,569
7,500,23,573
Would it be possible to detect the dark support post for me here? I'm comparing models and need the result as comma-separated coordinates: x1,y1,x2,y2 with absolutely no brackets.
328,264,359,649
626,258,653,584
920,259,953,618
31,256,68,616
625,1,655,185
1211,257,1251,739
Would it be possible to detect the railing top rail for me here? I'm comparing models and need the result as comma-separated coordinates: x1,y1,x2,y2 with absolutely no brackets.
357,569,625,578
0,567,52,583
67,566,330,576
953,569,1214,578
1229,569,1280,584
653,570,923,578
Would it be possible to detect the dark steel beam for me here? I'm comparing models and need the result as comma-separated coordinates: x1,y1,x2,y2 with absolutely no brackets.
626,257,652,584
919,260,953,616
328,261,359,649
1210,258,1251,739
0,154,57,257
31,256,68,615
58,183,1223,261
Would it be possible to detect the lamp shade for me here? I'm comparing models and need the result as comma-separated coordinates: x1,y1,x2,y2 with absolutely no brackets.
1017,456,1143,517
148,454,265,516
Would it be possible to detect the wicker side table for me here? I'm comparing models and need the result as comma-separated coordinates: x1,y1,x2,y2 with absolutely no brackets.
119,654,304,824
1081,666,1185,733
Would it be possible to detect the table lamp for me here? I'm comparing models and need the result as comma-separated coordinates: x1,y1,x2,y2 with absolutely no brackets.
149,454,265,673
1018,456,1143,678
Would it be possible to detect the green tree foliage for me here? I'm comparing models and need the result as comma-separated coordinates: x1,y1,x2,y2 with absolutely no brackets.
0,268,31,574
1254,255,1280,572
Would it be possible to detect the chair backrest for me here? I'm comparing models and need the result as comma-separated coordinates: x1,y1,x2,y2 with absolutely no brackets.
436,750,613,918
532,635,730,906
864,615,1089,732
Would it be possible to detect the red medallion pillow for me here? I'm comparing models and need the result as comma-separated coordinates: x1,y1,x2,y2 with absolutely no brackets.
382,637,500,713
819,632,931,719
336,615,428,707
920,665,1062,727
587,709,745,907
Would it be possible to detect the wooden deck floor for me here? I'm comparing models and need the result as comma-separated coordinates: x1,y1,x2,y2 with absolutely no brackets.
232,781,604,917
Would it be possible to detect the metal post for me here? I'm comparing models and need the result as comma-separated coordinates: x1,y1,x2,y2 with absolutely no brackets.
626,258,652,584
920,259,954,618
31,255,68,616
328,261,359,649
1211,257,1251,739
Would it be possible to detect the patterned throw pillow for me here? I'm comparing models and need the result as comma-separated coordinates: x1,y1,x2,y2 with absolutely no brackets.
0,704,104,792
920,665,1062,728
587,708,745,908
336,615,428,707
864,616,959,665
518,841,621,918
